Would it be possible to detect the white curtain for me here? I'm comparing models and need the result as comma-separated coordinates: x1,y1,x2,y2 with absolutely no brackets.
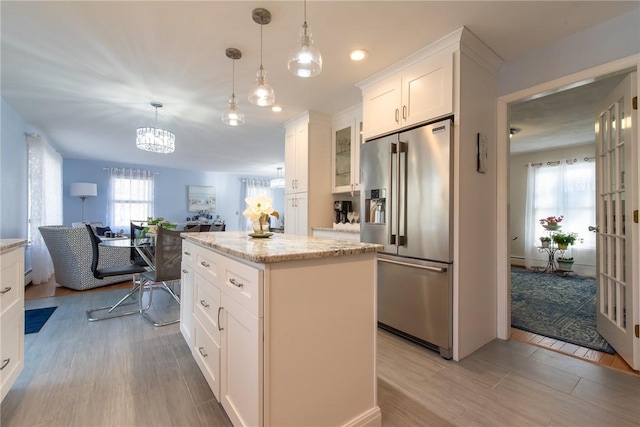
28,136,63,284
106,168,155,232
524,161,596,275
239,179,272,230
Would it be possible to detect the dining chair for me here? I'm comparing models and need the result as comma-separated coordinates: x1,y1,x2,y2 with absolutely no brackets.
209,223,226,231
138,224,200,326
85,224,148,321
130,221,151,267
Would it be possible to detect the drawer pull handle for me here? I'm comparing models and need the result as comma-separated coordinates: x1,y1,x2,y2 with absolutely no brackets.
184,251,191,256
0,358,9,370
200,261,210,268
1,287,11,294
182,269,189,274
218,307,224,331
198,347,208,358
229,278,244,288
200,299,210,308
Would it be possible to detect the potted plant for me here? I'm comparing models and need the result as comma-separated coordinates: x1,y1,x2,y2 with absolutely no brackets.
539,236,551,248
556,256,574,271
552,231,578,250
539,215,564,230
243,195,279,236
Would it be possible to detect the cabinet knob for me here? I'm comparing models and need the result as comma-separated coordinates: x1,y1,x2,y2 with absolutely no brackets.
182,269,188,274
402,105,407,120
395,108,399,124
184,251,191,256
218,307,224,331
200,261,210,268
0,358,10,370
0,286,12,294
200,299,210,308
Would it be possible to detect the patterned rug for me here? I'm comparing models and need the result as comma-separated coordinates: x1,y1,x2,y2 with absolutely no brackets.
25,306,57,334
511,269,615,354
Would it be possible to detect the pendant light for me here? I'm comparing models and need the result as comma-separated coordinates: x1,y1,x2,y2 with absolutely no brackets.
270,167,285,188
287,0,322,78
222,48,245,126
136,102,175,153
248,8,275,107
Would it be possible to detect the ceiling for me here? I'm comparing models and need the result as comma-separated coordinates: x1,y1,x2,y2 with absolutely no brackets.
2,1,638,177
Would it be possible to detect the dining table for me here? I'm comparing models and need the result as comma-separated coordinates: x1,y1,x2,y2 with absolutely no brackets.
99,236,156,270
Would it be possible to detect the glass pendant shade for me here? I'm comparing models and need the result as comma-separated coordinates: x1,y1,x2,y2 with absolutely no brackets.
248,66,275,107
288,23,322,78
222,94,245,126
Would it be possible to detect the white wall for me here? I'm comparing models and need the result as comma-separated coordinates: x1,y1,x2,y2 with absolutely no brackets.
498,9,640,96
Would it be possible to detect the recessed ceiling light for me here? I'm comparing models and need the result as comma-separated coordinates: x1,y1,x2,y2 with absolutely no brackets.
350,49,368,61
272,106,282,112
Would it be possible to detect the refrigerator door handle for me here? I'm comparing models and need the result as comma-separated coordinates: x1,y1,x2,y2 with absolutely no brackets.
389,142,397,245
397,141,407,246
379,257,448,273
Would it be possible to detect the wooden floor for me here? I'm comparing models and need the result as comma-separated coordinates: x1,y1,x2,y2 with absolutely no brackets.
5,284,640,426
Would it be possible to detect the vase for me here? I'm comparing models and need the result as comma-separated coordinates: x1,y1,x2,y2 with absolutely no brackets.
250,220,271,236
557,261,574,271
557,243,568,250
541,241,550,248
543,223,560,231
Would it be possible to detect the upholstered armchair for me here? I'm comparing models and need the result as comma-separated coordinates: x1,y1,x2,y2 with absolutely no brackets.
39,225,134,290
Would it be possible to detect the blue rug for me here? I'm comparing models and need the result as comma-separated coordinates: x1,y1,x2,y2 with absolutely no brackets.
511,269,614,354
25,306,57,334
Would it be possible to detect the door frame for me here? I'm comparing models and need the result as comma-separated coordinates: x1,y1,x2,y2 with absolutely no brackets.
496,54,640,349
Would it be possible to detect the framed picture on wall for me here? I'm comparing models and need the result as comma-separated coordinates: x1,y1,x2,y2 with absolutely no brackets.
188,185,216,212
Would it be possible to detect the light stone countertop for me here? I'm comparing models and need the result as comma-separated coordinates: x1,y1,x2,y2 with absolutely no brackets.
183,231,381,264
312,227,360,234
0,238,27,254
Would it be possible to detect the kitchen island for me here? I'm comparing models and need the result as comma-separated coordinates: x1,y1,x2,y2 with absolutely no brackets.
180,232,382,427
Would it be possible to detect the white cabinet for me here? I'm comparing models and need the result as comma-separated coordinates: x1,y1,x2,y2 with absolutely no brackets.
312,228,360,242
361,49,453,139
283,112,333,235
284,193,308,237
0,244,25,402
332,105,363,194
182,240,262,426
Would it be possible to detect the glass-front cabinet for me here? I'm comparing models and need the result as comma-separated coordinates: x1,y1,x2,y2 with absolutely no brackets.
332,104,363,194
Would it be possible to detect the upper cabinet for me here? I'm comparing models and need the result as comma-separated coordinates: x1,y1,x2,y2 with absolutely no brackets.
361,50,453,140
332,104,363,194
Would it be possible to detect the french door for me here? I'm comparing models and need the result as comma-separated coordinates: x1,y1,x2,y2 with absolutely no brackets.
595,71,638,370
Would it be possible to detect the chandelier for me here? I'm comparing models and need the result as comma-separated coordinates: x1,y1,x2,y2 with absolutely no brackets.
136,102,175,153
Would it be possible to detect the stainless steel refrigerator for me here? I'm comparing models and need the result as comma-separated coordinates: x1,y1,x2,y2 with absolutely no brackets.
360,118,453,359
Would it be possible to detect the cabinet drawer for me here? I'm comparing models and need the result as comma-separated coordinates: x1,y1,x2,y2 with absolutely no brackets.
193,315,221,401
194,272,221,342
181,241,197,268
1,309,24,401
221,258,263,317
194,247,224,285
1,251,22,317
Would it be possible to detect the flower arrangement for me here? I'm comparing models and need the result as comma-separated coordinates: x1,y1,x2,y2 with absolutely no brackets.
539,215,564,226
552,231,580,248
539,236,551,242
242,195,279,234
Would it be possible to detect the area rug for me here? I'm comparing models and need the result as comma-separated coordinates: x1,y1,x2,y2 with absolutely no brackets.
511,269,615,354
25,306,57,334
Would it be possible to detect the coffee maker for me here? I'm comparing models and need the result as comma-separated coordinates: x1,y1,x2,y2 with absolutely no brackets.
334,200,352,224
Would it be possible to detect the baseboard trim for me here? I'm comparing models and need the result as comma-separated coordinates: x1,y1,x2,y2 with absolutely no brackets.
24,269,32,287
342,406,381,427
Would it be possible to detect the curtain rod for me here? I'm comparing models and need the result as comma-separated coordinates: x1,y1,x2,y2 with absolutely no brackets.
103,167,159,174
526,157,593,167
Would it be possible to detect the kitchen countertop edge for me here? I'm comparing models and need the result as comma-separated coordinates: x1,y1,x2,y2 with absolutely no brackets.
0,238,28,254
183,232,381,264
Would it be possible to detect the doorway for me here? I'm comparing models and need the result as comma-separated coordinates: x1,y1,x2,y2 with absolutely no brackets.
496,57,640,372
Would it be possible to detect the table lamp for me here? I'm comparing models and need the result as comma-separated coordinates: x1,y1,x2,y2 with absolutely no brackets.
70,182,97,221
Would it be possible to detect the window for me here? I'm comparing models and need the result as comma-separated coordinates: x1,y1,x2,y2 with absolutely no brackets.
106,168,155,231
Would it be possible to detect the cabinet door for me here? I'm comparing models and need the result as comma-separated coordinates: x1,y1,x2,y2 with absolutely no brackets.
402,51,453,128
332,116,353,193
179,263,194,347
352,119,363,191
284,127,297,194
362,74,401,140
221,295,262,427
284,194,308,236
294,124,309,193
